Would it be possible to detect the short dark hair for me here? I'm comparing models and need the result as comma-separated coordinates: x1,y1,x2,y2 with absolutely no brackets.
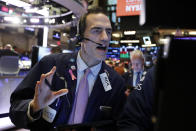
51,46,62,54
78,7,108,39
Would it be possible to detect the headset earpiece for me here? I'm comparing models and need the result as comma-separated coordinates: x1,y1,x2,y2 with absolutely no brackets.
76,14,86,42
76,33,83,42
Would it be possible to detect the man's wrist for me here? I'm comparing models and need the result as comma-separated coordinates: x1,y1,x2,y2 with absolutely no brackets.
30,100,41,113
27,101,42,121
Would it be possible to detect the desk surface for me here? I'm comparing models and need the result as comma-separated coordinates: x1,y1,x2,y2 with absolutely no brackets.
0,75,25,114
0,70,29,79
0,75,25,79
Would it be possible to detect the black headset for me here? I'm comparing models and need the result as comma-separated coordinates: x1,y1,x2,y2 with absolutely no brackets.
76,14,86,42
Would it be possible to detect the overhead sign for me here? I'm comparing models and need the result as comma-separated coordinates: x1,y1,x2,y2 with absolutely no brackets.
117,0,142,17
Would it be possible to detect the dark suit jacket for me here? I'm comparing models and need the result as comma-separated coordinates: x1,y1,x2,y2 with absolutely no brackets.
122,70,147,90
122,70,134,87
118,66,155,131
0,49,19,57
9,52,126,130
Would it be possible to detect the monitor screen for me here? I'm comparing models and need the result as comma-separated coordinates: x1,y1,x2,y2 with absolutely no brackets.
24,27,35,35
24,27,35,32
107,47,120,59
38,46,51,61
53,31,61,40
19,56,32,70
155,37,196,131
143,36,152,45
120,46,131,59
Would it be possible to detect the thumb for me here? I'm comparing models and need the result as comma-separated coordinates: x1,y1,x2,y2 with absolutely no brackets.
53,89,69,99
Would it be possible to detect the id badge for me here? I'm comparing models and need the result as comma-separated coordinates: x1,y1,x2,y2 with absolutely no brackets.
100,72,112,92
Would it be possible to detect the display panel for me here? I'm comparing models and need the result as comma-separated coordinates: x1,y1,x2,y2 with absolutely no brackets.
155,37,196,131
24,27,35,35
53,31,61,40
19,56,32,70
107,47,120,59
38,46,51,61
116,0,142,16
143,36,151,45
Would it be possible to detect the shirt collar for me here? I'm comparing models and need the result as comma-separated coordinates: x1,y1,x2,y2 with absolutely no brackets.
134,70,143,75
77,52,102,76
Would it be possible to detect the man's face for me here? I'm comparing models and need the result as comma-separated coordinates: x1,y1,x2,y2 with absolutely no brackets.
82,13,112,62
131,57,144,72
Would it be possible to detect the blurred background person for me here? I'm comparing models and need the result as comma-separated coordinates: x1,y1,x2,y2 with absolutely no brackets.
50,46,62,54
122,61,129,73
0,44,19,57
144,54,153,70
0,45,3,50
122,50,147,96
118,66,155,131
105,59,115,69
152,55,157,65
4,44,13,50
114,61,125,76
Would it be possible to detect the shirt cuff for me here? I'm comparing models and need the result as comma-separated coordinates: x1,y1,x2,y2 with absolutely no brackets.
27,101,42,122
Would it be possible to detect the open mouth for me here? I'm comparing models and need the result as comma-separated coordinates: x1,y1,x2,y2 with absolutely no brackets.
96,45,107,50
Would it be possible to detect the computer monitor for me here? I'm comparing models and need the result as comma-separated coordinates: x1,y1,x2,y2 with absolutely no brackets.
107,47,120,60
154,36,196,131
31,46,51,68
24,27,35,35
19,56,32,70
38,46,51,61
143,36,152,45
53,31,61,41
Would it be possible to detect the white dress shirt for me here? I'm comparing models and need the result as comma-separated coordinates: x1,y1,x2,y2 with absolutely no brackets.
133,71,143,87
76,52,102,96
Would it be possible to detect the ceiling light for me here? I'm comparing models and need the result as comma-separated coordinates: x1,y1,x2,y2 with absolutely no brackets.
1,0,31,8
8,9,13,14
63,33,67,36
142,44,156,47
62,20,65,24
25,7,38,13
112,33,121,38
4,16,21,24
124,31,136,35
23,19,27,23
49,18,55,24
159,38,170,45
189,31,196,35
44,18,49,23
120,40,140,43
30,18,39,23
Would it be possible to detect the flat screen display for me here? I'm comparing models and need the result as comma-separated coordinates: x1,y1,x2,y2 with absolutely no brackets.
143,36,151,45
53,31,61,40
107,47,120,59
19,56,32,70
38,46,51,61
24,27,35,35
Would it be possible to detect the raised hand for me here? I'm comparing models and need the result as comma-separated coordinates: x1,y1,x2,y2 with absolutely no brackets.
30,66,68,113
